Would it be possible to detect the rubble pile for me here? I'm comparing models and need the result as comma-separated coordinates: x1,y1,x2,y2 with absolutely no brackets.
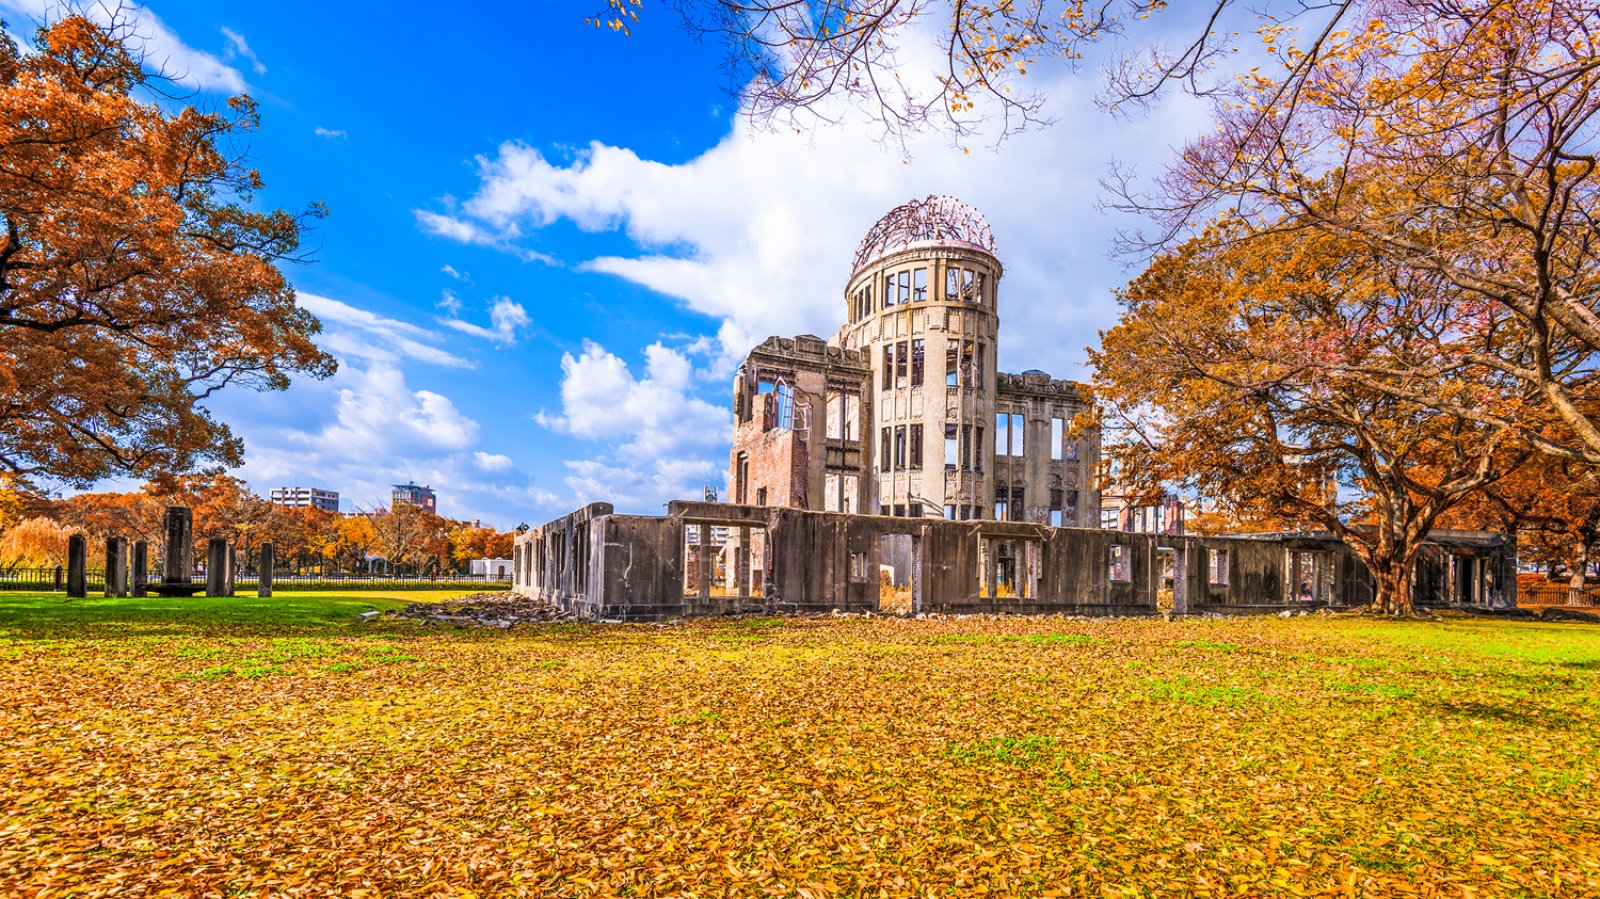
387,592,571,628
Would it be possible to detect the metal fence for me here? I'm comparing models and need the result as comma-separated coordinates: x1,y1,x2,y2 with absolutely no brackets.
0,567,103,592
1519,580,1600,606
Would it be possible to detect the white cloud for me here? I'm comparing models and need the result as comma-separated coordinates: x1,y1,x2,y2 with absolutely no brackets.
220,26,265,75
312,363,478,455
441,264,470,281
313,126,347,140
536,340,731,508
474,452,514,472
298,292,473,369
0,0,247,92
414,210,556,264
436,288,462,315
438,296,530,346
415,74,1208,378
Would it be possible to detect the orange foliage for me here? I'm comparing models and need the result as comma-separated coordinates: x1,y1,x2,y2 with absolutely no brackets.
0,16,334,487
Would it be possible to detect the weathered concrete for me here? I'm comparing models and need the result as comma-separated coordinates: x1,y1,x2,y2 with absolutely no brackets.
154,507,203,597
131,541,148,597
162,506,193,585
206,538,229,598
733,199,1099,528
66,534,87,598
258,542,274,598
514,501,1516,622
104,537,128,598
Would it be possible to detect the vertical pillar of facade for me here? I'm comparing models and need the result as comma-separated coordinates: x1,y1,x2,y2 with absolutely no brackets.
258,542,274,598
735,526,751,597
131,541,148,597
66,534,87,598
206,538,228,597
105,537,129,598
698,524,712,600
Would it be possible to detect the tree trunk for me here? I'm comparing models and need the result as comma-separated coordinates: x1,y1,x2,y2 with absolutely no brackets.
1369,563,1413,615
1569,543,1589,605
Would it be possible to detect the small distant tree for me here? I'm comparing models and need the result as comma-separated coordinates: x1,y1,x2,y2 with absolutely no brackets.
0,516,73,568
0,16,334,487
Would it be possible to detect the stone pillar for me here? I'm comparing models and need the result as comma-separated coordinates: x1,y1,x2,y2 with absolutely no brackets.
131,541,148,597
258,542,274,598
53,565,63,592
105,537,129,598
162,506,193,586
206,538,228,597
224,544,237,597
66,534,87,598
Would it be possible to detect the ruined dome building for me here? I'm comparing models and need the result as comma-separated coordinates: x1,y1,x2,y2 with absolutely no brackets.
511,196,1515,619
729,196,1100,526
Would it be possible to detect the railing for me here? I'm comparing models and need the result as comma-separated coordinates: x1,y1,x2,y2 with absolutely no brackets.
0,567,104,592
1518,580,1600,607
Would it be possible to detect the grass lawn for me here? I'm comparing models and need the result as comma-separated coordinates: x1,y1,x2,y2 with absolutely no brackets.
1,594,1597,896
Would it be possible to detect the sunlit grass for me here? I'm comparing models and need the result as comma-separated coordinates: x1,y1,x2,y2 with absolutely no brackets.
1,596,1596,896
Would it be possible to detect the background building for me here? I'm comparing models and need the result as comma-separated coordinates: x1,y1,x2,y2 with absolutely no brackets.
730,196,1100,525
391,483,438,513
268,486,340,513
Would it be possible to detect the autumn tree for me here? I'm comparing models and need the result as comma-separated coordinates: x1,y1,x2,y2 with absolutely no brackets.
366,502,448,574
0,516,72,568
0,16,334,488
326,515,379,572
1440,454,1600,592
1114,2,1600,467
1092,226,1523,614
585,0,1207,143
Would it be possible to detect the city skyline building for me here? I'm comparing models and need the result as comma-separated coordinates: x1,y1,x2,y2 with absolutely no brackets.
268,486,341,513
391,482,439,514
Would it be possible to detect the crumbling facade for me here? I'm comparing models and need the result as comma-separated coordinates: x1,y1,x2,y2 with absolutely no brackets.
511,501,1516,620
730,196,1099,528
511,195,1518,622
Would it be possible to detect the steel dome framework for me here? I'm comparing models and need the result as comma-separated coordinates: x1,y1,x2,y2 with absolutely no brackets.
851,195,996,275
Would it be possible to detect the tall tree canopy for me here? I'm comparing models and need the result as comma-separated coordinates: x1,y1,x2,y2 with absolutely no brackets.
1092,226,1523,613
1117,1,1600,465
0,16,334,488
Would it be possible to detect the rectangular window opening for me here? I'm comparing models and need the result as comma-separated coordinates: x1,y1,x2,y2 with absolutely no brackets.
1110,544,1130,583
1209,548,1230,586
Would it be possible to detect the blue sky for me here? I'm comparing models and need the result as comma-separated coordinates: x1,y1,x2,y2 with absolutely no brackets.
3,0,1213,527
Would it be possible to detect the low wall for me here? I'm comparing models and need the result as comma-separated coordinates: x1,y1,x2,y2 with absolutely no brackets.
513,502,1516,621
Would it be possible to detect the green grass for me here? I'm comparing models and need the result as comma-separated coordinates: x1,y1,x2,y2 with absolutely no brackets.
0,588,479,638
1,595,1597,896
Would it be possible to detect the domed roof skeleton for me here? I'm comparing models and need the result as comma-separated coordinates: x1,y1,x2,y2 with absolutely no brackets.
850,195,996,275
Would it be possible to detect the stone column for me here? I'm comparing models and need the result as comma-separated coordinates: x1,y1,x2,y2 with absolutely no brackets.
162,506,193,586
206,538,228,597
224,544,237,597
258,542,274,598
105,537,129,598
131,541,148,597
53,565,63,592
66,534,87,598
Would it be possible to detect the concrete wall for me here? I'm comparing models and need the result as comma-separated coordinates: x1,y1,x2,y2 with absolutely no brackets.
513,502,1517,622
